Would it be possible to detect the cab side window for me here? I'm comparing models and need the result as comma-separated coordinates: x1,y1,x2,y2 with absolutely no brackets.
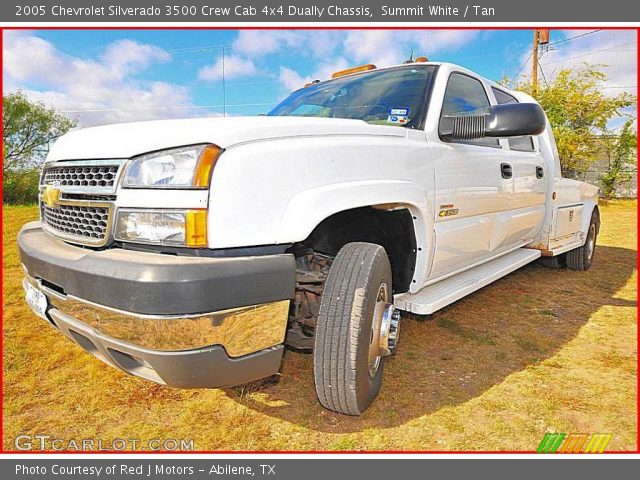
492,87,536,152
440,73,499,147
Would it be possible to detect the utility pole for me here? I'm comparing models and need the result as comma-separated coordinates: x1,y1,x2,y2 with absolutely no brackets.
532,29,539,96
531,29,549,97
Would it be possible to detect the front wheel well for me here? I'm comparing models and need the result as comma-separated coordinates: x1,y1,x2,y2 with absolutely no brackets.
299,206,417,294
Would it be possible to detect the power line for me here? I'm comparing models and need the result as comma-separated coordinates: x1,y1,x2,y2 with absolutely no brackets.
512,51,533,83
540,41,636,66
514,29,621,88
546,29,603,46
165,31,450,56
454,51,510,61
59,102,276,113
167,43,228,54
549,48,635,52
538,63,549,87
201,79,281,88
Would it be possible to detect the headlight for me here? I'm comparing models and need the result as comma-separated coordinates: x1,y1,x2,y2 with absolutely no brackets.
123,144,221,188
114,209,207,247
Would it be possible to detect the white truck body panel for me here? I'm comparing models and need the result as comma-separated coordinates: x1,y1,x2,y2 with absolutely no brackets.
554,204,585,239
421,64,549,283
42,61,599,298
206,130,436,290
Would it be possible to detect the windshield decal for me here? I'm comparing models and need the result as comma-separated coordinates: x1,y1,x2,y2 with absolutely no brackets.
389,107,410,116
387,107,410,124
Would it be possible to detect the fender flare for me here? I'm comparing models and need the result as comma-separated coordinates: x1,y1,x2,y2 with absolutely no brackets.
275,180,433,291
582,201,601,233
580,200,600,240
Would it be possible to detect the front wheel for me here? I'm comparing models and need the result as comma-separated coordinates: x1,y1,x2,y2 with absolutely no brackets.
313,242,400,416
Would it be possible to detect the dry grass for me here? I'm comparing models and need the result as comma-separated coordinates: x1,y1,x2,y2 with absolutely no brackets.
2,201,637,451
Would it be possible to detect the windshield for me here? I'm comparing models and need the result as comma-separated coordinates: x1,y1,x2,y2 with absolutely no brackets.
268,66,437,129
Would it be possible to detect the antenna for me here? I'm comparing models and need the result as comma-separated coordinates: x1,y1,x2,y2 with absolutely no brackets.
404,49,415,64
221,46,226,117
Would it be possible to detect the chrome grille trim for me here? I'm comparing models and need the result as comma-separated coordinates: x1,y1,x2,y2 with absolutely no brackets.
41,159,127,195
40,200,114,247
39,159,125,247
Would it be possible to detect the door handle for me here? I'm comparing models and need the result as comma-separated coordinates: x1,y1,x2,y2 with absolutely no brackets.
536,165,544,179
500,163,513,179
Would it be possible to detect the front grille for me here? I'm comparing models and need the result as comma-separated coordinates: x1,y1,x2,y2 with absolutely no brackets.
39,160,124,246
42,203,111,245
42,165,119,189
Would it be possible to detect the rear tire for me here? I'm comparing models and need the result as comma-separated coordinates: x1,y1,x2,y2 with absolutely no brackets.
566,210,599,271
313,242,393,416
540,254,566,269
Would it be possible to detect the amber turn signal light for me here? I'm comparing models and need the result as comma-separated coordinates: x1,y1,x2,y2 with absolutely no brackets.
193,145,222,188
185,210,208,247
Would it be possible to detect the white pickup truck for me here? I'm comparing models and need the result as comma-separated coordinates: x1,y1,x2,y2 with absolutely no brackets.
19,61,599,415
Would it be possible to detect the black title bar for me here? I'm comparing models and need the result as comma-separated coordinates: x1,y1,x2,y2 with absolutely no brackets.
2,0,640,23
4,459,640,479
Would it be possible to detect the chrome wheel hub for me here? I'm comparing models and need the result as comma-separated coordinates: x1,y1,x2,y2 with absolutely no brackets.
368,283,401,378
379,304,400,356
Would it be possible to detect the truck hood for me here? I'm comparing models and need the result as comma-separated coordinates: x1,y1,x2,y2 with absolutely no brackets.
47,116,407,161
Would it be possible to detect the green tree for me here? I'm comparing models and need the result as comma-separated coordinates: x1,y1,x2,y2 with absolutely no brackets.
3,91,77,171
514,64,635,176
599,119,637,199
2,91,76,203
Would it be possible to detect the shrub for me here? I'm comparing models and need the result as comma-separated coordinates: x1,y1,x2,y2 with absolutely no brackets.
3,168,41,205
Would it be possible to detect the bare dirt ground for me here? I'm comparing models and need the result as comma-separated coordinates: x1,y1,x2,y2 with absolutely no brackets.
3,201,637,451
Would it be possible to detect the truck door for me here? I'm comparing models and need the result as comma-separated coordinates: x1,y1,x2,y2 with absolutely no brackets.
429,72,513,280
491,87,547,247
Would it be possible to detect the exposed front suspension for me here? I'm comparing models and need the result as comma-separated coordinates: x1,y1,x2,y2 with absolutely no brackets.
285,251,333,351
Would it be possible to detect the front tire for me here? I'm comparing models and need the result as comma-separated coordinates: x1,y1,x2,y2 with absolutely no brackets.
566,210,599,271
313,242,396,415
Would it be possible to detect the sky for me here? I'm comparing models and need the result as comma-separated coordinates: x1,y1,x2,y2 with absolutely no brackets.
2,28,637,128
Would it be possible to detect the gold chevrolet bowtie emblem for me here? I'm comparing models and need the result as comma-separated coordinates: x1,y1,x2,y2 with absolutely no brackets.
42,185,61,208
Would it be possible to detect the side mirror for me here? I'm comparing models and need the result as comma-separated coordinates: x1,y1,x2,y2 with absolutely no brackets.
440,103,546,141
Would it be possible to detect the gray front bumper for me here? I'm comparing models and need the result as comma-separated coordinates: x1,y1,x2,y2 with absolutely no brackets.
18,221,296,315
18,221,296,388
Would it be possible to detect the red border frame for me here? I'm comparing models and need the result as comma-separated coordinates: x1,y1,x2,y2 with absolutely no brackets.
0,25,638,455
